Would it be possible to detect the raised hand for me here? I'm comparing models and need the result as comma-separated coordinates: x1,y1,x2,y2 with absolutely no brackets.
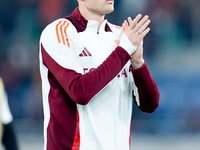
122,14,151,69
123,14,151,48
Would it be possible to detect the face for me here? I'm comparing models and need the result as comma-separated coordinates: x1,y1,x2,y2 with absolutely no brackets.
83,0,114,15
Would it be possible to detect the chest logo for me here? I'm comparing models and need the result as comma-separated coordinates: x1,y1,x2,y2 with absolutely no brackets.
79,47,92,57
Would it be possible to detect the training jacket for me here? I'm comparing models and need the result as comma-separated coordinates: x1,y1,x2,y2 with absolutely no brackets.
39,7,159,150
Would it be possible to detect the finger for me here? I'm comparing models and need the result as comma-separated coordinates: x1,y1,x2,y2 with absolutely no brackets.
122,22,124,28
128,17,132,25
139,27,150,39
120,23,125,37
134,15,149,31
122,23,125,31
130,14,142,29
137,19,151,34
124,20,129,30
133,14,142,23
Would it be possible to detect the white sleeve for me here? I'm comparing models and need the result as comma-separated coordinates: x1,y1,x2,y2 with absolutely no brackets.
0,79,13,125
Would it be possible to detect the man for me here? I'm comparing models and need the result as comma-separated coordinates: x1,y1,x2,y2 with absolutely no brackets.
39,0,159,149
0,77,18,150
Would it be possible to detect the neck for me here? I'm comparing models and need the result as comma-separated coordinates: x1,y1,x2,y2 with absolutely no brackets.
78,7,105,29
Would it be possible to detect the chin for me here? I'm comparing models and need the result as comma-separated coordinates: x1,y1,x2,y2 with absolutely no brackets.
105,6,114,14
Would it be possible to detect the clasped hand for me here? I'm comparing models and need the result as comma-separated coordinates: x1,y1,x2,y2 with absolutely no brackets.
121,14,151,69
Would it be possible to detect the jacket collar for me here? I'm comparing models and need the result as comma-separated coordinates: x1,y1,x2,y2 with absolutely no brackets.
65,7,112,33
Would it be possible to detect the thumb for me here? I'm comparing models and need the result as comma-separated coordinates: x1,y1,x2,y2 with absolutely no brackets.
120,23,125,38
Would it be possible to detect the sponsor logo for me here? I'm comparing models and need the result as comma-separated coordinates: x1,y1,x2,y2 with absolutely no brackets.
117,68,128,78
83,68,128,78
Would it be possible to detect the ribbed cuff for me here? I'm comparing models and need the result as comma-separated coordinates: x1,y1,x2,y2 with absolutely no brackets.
129,61,147,72
119,34,137,55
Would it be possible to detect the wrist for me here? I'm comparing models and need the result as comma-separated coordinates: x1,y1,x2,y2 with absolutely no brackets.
131,58,144,69
119,34,137,55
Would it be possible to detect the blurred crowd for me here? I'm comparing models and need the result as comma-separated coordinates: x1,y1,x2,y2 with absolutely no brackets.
0,0,200,135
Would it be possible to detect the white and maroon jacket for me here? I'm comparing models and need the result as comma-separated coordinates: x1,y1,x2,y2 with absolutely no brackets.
39,7,159,150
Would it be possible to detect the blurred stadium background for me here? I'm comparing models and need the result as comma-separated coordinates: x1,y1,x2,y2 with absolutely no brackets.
0,0,200,149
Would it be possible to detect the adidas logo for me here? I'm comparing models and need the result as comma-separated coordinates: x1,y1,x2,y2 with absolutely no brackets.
79,47,92,57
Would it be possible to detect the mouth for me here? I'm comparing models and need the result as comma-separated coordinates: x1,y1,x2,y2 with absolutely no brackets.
106,0,113,3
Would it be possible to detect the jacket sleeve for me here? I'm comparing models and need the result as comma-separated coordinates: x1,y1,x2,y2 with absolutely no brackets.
131,62,159,113
41,43,131,105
